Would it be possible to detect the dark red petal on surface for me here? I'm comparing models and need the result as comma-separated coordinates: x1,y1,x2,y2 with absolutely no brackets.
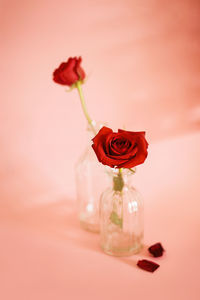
148,243,164,257
137,260,160,272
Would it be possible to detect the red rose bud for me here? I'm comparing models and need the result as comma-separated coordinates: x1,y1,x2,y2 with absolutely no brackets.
148,243,164,257
137,259,160,272
92,126,148,169
53,56,85,86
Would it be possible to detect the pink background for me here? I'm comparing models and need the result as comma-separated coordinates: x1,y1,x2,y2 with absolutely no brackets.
1,0,200,299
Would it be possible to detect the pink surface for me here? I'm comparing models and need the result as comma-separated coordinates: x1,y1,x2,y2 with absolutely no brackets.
1,132,200,300
1,0,200,299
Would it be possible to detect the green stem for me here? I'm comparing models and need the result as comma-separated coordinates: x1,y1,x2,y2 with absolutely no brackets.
128,168,136,174
113,168,124,192
119,168,123,176
110,168,124,228
120,169,123,229
75,81,96,136
118,168,123,191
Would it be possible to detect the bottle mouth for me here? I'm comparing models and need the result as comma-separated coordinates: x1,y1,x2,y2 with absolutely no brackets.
86,120,96,131
86,120,105,132
105,167,136,177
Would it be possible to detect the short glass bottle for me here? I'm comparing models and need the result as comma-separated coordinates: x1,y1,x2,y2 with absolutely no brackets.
75,123,107,233
99,168,144,256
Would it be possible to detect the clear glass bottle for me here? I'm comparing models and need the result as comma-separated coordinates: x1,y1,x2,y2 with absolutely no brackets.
75,123,107,233
99,168,144,256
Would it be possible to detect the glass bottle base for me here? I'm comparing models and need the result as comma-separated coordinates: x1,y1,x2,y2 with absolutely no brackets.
80,220,100,233
100,229,143,256
100,242,143,256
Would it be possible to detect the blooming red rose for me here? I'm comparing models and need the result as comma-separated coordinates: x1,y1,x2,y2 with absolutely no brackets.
137,259,160,272
92,126,148,169
53,57,85,86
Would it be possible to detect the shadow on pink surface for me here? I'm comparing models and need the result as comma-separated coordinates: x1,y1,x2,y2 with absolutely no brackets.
0,130,200,299
0,196,101,252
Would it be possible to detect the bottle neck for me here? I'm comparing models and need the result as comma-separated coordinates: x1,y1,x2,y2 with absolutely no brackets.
86,121,104,140
106,168,134,192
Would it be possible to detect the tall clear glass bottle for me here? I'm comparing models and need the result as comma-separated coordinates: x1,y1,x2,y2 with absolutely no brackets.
99,169,144,256
75,124,107,233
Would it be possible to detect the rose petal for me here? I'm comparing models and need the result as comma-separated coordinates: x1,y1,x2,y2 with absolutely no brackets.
137,259,160,272
92,126,113,144
75,56,86,80
118,129,149,148
148,243,164,257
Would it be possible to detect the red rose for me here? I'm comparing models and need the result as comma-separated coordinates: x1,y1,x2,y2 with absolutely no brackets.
92,126,148,169
53,57,85,86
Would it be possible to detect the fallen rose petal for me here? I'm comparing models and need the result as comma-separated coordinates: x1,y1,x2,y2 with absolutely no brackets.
137,259,160,272
148,242,164,257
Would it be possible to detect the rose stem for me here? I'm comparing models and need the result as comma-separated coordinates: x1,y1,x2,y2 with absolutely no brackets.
119,168,123,176
128,168,136,174
75,80,97,136
119,168,123,228
118,168,124,189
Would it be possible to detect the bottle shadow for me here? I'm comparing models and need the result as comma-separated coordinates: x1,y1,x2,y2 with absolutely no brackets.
11,196,102,254
9,196,153,265
110,244,151,269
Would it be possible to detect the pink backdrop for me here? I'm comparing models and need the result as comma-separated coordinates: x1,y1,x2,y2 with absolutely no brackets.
1,0,200,299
